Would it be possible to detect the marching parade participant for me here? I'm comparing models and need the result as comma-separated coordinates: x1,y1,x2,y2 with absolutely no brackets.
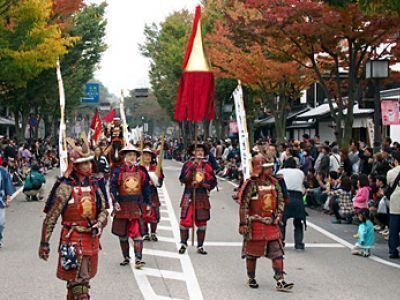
110,143,151,268
92,146,110,208
178,142,217,255
104,117,125,173
141,144,164,242
38,137,108,300
238,155,294,291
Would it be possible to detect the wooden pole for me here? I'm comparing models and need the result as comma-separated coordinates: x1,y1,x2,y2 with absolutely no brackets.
192,123,198,246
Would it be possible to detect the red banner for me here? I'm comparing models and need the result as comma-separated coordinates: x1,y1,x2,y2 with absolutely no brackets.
103,108,116,123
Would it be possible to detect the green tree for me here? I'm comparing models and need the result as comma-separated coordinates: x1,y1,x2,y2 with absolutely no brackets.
140,10,193,120
12,2,107,139
0,0,78,139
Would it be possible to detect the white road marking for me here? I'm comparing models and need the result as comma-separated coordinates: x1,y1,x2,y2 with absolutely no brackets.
143,248,182,259
203,241,345,248
308,221,400,269
141,267,186,281
157,236,179,243
132,182,204,300
132,270,183,300
10,187,23,202
157,225,174,231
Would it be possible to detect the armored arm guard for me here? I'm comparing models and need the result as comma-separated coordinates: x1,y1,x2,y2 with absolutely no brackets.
40,183,72,245
238,179,254,226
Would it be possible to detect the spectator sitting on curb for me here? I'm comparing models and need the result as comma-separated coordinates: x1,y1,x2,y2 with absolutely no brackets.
23,164,46,201
329,176,353,224
351,209,375,257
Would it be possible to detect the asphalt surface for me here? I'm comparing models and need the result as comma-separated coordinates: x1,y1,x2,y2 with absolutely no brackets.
0,160,399,300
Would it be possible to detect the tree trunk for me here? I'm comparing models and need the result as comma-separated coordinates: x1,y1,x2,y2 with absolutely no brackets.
274,114,287,144
21,110,30,142
43,114,53,138
13,108,22,142
203,119,210,139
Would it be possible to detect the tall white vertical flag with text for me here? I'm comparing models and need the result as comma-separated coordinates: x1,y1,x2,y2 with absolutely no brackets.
233,81,252,180
56,59,68,176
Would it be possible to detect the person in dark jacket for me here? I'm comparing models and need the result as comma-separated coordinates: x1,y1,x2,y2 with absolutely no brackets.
319,145,330,177
23,164,46,201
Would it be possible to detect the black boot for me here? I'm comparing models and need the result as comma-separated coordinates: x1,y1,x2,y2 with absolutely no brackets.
120,256,130,266
275,277,294,292
179,244,187,254
248,278,259,288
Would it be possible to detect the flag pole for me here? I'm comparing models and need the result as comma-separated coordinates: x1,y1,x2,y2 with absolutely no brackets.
56,59,68,176
120,89,129,147
192,122,198,246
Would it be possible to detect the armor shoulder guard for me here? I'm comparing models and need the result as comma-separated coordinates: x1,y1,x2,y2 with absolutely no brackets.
238,179,253,204
43,177,72,214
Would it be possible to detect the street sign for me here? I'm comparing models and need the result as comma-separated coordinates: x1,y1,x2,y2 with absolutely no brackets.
81,83,100,103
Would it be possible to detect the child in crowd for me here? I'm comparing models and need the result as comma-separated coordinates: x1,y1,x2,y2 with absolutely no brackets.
329,176,353,224
352,174,371,213
351,209,375,257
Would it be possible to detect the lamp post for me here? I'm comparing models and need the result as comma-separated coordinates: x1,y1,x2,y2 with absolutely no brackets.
365,59,390,147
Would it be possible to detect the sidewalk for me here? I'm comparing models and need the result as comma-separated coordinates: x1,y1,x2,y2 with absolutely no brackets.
306,208,400,267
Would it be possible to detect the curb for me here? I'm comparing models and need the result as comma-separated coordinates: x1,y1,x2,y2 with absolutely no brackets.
10,187,23,202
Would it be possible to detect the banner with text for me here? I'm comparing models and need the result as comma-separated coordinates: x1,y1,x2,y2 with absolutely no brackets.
233,82,252,180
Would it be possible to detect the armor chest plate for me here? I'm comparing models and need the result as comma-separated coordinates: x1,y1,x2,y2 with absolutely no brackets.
119,171,142,196
249,184,278,217
63,186,97,224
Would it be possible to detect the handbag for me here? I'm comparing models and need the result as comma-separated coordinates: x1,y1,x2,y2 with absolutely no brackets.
377,196,389,214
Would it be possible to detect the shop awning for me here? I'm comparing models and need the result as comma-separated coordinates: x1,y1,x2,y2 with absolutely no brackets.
0,117,15,126
255,107,310,126
296,103,373,120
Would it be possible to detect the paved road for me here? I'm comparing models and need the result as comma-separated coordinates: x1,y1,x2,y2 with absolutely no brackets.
1,160,399,300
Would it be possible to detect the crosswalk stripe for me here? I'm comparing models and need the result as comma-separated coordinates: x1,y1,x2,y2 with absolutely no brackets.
143,248,181,259
156,225,173,231
140,267,186,281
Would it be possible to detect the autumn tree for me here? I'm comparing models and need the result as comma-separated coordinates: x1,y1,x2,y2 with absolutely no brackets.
236,0,399,147
0,0,78,139
205,1,313,143
29,1,107,138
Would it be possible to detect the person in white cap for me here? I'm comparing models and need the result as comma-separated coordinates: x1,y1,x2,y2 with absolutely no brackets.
110,144,151,268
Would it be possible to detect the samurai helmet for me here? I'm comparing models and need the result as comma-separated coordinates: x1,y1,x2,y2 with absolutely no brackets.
66,132,93,164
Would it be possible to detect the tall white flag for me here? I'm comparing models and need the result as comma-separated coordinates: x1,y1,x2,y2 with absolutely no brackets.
56,59,68,176
233,81,252,180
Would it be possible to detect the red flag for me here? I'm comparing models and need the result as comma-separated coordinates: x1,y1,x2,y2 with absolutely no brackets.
103,108,116,123
174,6,215,122
90,109,102,143
90,109,100,129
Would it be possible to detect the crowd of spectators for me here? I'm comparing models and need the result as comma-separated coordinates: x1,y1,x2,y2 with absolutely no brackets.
0,136,58,199
162,133,400,259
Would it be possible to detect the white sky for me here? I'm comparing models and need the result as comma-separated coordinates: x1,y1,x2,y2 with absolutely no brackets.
90,0,201,96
